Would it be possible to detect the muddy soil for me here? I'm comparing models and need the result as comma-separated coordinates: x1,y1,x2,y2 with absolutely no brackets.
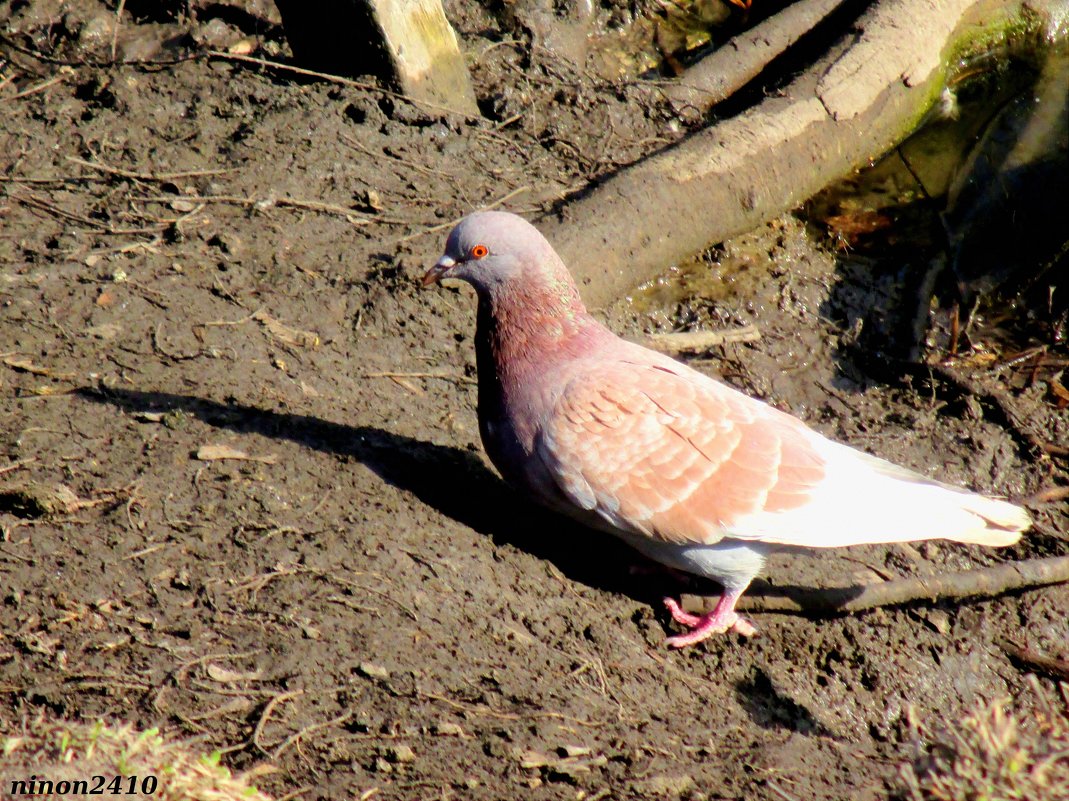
0,2,1066,800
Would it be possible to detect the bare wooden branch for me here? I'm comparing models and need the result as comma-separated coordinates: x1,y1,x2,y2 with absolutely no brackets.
680,555,1069,616
667,0,848,115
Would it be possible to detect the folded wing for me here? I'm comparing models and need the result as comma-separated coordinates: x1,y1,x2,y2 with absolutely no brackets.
536,359,1027,549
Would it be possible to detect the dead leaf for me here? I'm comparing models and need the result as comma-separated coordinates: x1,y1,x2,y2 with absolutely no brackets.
2,355,74,379
206,663,264,683
195,445,277,464
252,310,319,348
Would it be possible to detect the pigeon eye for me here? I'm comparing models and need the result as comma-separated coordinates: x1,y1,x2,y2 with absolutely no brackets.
470,244,489,259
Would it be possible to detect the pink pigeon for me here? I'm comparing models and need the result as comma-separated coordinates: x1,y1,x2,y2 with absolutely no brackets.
423,211,1031,648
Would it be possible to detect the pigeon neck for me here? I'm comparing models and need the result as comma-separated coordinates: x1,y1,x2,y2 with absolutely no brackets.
475,274,596,374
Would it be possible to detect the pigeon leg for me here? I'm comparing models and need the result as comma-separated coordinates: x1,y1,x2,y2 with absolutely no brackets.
663,590,756,648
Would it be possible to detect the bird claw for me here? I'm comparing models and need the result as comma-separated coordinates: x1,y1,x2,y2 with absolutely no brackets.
662,594,757,648
663,596,703,627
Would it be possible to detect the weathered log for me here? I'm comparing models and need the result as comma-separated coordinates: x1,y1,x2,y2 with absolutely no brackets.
539,0,1059,309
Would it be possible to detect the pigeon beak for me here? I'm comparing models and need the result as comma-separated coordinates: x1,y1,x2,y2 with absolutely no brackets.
422,255,456,287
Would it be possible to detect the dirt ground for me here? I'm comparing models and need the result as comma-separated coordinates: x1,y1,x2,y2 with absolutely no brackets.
0,2,1066,800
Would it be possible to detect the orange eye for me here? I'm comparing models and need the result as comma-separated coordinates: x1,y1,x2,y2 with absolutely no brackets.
470,244,489,259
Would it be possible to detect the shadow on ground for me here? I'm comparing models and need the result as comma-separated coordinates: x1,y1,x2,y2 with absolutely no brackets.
76,384,699,605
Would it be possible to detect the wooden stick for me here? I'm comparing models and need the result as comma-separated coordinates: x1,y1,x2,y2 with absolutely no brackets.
647,325,761,354
680,555,1069,616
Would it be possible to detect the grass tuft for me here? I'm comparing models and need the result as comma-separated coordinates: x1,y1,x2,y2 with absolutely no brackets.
0,716,273,801
901,679,1069,801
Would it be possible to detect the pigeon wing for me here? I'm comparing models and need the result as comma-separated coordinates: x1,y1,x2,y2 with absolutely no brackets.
535,358,1025,548
536,359,825,546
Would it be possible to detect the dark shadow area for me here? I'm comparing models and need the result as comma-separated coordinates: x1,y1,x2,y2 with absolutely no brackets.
76,384,704,609
273,0,383,80
735,666,834,736
741,577,866,614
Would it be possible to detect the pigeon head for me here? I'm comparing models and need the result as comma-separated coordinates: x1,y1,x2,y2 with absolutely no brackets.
422,211,576,302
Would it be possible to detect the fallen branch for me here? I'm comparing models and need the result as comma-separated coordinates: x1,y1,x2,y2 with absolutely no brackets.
666,0,849,116
680,555,1069,616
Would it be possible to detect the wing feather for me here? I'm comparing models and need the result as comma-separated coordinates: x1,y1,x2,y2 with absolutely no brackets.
537,360,824,545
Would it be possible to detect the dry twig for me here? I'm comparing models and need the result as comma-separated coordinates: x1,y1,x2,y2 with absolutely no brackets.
364,371,476,386
395,186,530,243
999,639,1069,680
647,325,761,354
681,555,1069,616
205,50,479,120
66,156,234,183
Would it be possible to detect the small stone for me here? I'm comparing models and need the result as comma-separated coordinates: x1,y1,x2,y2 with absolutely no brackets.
386,744,415,764
559,744,591,758
357,188,384,212
433,721,464,737
637,774,695,796
358,662,390,680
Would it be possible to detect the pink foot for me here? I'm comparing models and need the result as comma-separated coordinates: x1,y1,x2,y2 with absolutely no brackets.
663,590,756,648
663,597,703,627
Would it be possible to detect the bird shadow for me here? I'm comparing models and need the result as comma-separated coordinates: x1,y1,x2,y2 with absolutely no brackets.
76,385,689,606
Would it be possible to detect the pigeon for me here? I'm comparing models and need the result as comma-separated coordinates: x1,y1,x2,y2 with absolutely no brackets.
423,211,1031,648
